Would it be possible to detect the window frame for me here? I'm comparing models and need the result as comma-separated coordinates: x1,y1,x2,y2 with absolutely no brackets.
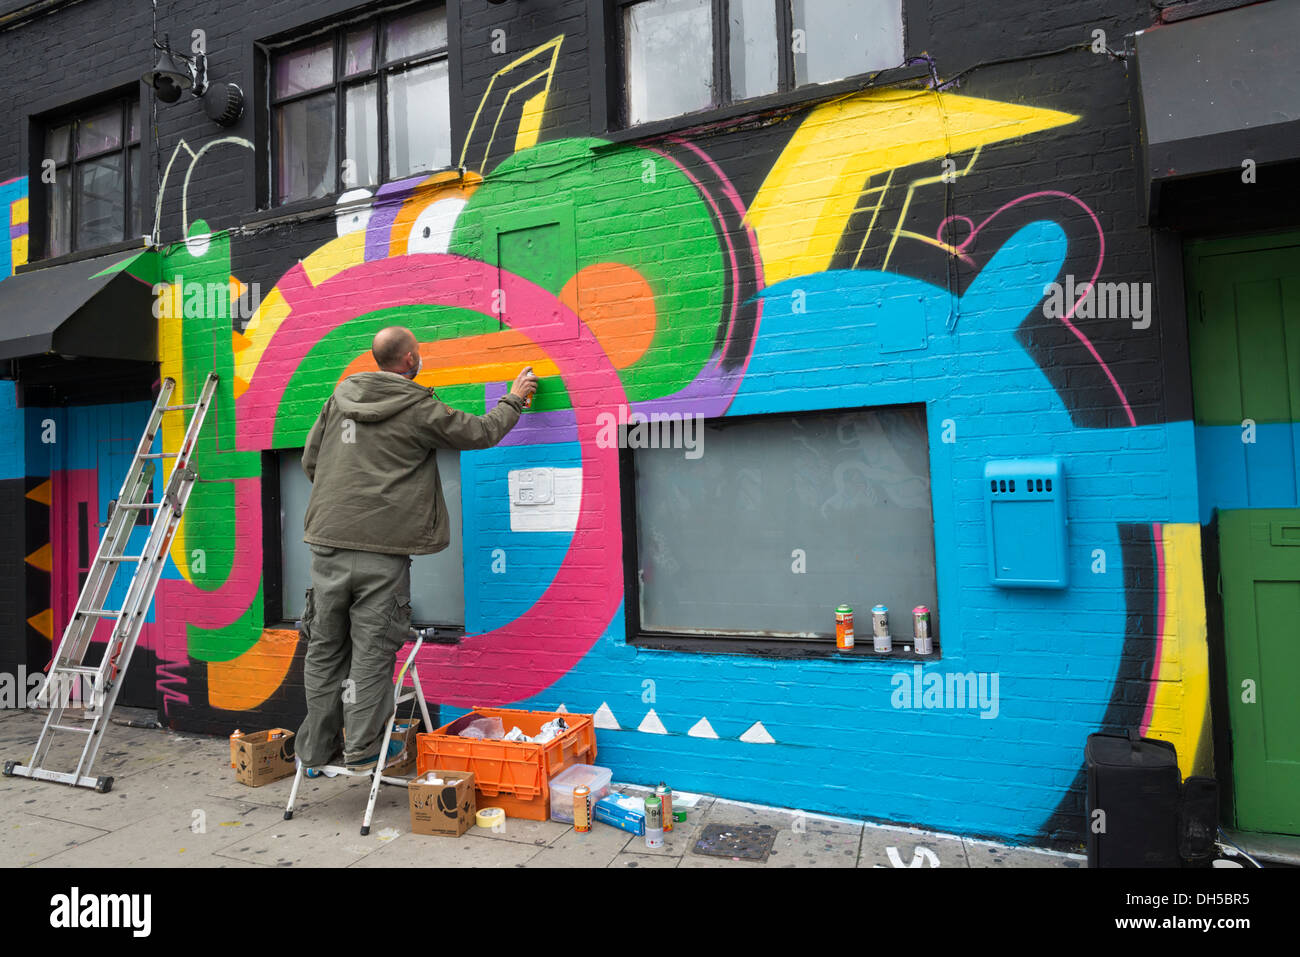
38,95,141,261
610,0,909,131
261,448,465,640
619,403,942,660
267,1,451,207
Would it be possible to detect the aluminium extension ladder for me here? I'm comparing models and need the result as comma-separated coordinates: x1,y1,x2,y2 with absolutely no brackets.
283,627,435,835
3,373,219,793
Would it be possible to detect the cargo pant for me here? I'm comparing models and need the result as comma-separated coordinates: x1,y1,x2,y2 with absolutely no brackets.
295,544,412,767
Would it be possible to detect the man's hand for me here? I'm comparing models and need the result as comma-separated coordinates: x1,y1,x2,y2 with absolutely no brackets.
510,366,539,402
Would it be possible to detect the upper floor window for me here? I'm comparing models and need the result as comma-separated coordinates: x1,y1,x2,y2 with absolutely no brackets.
270,3,451,206
620,0,904,126
43,98,141,259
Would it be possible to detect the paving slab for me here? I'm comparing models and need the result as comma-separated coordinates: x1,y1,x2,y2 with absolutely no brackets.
31,797,279,868
610,851,679,868
2,812,109,866
524,821,634,867
858,826,970,868
351,831,543,868
963,840,1083,868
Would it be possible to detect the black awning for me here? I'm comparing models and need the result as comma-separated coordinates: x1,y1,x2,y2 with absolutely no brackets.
0,249,157,362
1135,1,1300,213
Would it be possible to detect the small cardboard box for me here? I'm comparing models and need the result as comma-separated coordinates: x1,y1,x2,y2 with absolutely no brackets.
409,769,476,836
231,729,296,787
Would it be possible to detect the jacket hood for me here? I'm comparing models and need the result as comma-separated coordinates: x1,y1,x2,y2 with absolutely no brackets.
333,371,429,422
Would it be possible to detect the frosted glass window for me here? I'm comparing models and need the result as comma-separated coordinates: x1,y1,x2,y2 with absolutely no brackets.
634,406,936,638
625,0,715,125
279,449,464,627
728,0,778,101
791,0,905,87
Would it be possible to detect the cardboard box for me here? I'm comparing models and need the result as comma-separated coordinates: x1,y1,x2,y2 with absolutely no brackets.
384,717,422,777
409,769,477,836
231,729,295,787
594,792,645,836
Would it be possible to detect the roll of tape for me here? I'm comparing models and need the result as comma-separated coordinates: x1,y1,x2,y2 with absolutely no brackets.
475,807,505,829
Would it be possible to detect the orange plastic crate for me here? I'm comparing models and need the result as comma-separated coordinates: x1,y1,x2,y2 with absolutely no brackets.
416,708,597,821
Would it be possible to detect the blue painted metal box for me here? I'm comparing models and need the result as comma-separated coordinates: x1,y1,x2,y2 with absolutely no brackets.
984,459,1068,588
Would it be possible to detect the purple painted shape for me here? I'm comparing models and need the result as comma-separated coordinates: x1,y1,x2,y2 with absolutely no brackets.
363,175,429,262
10,222,27,239
488,348,745,449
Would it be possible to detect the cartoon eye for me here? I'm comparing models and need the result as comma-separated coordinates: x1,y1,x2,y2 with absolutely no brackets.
185,231,211,257
407,197,467,254
335,188,373,238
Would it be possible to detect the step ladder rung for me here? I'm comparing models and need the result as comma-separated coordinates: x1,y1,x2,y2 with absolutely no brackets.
78,609,122,618
140,453,178,459
53,666,103,677
50,724,96,735
161,404,197,411
118,502,162,510
103,555,145,562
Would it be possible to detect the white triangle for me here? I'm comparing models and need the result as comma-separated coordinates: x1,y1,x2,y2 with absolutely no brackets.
593,702,620,730
687,717,718,739
739,721,775,744
638,709,668,735
555,703,568,713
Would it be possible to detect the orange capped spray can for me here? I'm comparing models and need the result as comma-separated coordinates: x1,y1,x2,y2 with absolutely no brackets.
835,604,854,650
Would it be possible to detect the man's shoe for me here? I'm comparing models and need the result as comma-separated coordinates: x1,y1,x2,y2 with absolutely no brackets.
344,739,404,774
298,753,342,779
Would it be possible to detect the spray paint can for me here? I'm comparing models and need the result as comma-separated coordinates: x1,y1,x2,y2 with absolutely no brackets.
872,604,891,653
835,604,854,650
656,782,674,832
644,794,663,848
913,606,932,655
522,366,535,408
573,785,592,832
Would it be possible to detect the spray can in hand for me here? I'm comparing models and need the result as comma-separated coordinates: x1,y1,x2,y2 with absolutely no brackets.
522,366,534,409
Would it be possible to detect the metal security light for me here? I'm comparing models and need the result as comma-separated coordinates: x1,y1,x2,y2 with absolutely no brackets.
144,34,206,102
143,33,244,126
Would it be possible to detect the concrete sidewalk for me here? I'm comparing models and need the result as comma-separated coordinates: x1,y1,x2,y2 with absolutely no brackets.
0,709,1083,868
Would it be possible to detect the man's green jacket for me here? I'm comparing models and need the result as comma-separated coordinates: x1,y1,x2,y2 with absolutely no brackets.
302,371,524,555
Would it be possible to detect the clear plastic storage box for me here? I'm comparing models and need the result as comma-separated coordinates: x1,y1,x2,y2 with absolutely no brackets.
548,764,613,823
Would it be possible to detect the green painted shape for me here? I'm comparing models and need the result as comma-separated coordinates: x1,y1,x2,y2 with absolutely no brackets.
158,221,238,587
1219,508,1300,835
89,248,161,284
1185,234,1300,426
435,383,485,415
185,580,266,663
448,137,726,403
271,303,503,447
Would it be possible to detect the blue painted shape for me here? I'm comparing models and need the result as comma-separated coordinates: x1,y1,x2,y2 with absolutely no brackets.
1195,423,1300,523
0,382,22,481
984,459,1067,588
463,220,1209,843
460,441,577,634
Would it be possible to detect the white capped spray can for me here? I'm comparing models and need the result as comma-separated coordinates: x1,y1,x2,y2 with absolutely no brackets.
872,604,891,653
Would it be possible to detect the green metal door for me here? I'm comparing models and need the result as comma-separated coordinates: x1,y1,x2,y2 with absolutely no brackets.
1187,231,1300,835
1219,509,1300,834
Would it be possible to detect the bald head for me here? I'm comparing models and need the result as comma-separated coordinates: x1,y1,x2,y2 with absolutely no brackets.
372,326,419,376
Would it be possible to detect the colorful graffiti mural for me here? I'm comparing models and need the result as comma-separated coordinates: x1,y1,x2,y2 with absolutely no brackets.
6,36,1215,844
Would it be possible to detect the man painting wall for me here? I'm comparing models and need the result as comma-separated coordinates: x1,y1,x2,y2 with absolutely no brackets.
295,325,538,772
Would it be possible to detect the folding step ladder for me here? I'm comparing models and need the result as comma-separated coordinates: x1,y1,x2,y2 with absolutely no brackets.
283,627,435,835
3,373,219,793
